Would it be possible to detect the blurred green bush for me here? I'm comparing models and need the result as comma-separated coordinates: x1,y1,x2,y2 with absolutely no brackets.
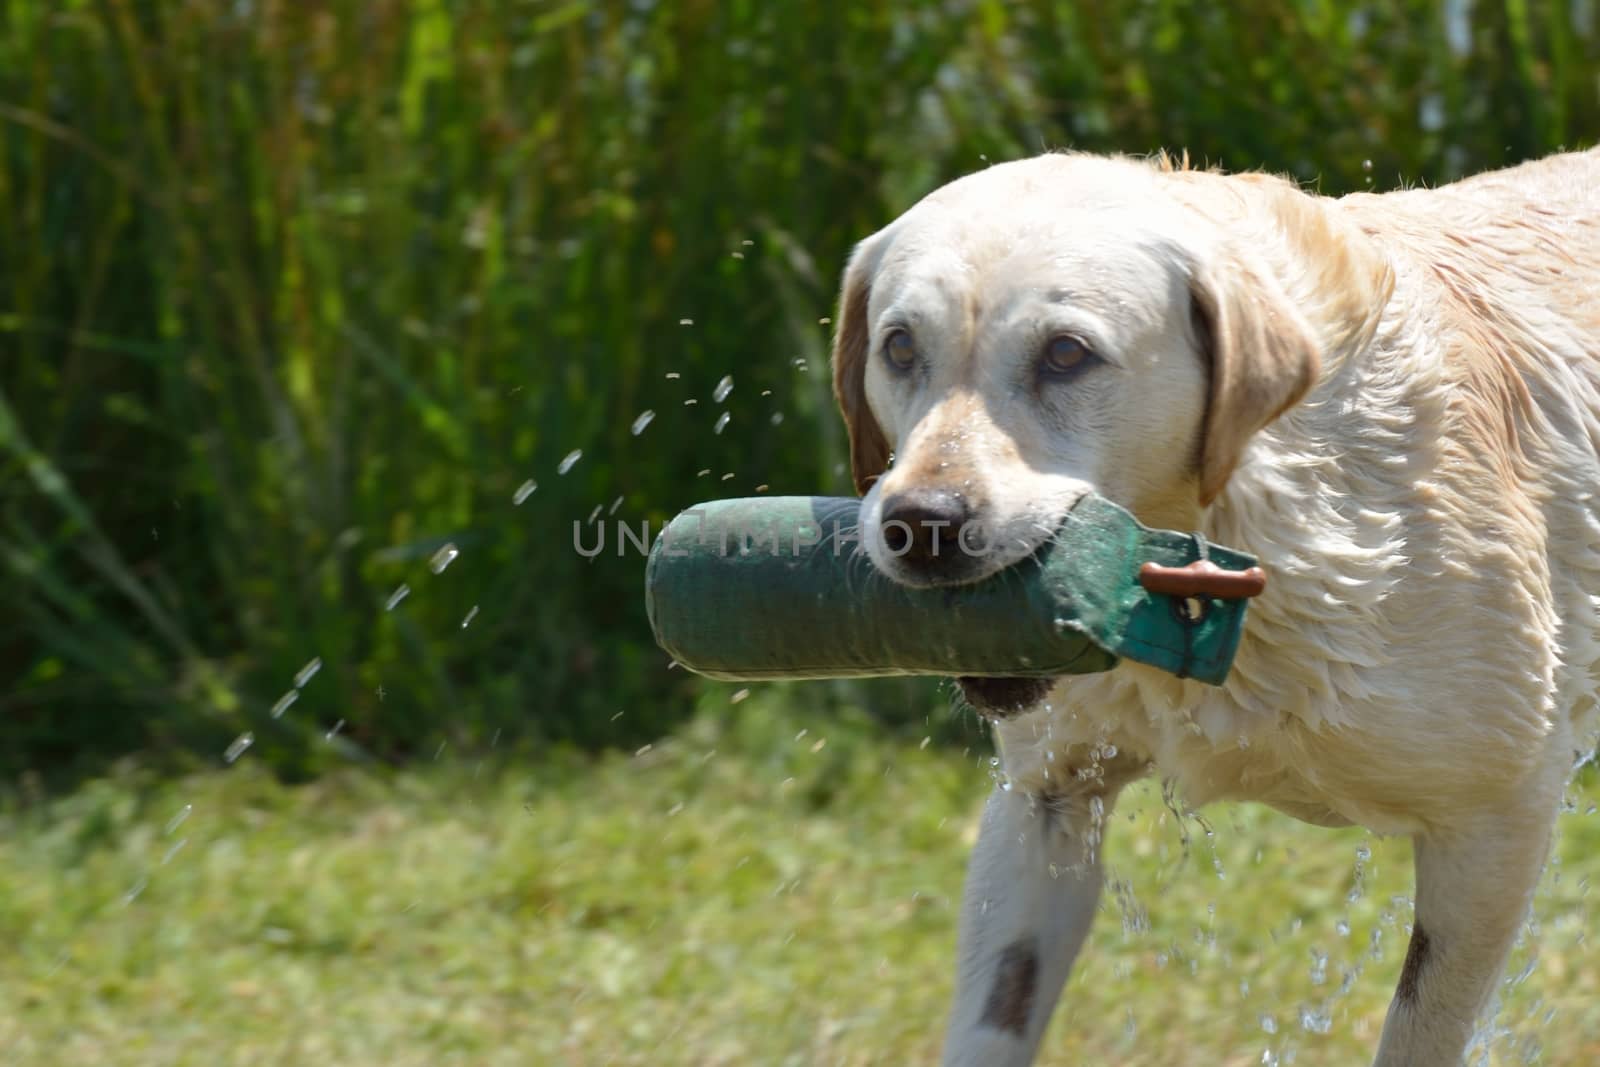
2,1,1595,779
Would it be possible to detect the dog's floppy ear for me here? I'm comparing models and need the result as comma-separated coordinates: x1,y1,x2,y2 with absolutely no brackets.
1188,253,1322,506
831,238,892,495
1184,174,1393,506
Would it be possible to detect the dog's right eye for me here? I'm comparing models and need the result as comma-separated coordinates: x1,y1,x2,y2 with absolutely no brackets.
883,328,917,372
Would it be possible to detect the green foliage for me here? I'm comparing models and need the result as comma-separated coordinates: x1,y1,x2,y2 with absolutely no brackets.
2,1,1597,777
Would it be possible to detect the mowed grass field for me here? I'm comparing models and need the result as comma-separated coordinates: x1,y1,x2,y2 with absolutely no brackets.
5,690,1598,1066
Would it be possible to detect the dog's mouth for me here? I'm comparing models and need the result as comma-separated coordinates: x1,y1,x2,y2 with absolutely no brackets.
956,676,1057,718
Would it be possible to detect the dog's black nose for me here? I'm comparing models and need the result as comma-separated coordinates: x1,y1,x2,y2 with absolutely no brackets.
880,488,970,569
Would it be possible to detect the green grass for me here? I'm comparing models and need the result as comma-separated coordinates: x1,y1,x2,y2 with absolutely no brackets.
5,690,1599,1066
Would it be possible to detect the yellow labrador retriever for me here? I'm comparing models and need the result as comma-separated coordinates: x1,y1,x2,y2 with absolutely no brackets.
831,147,1600,1066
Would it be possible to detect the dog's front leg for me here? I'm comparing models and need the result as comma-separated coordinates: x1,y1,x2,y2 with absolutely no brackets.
1373,793,1563,1066
941,758,1143,1066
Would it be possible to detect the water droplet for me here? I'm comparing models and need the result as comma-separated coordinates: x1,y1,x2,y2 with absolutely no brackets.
385,584,410,611
1259,1012,1278,1035
713,376,734,403
730,688,750,704
123,875,148,905
461,605,479,628
429,543,460,574
770,412,784,426
513,479,538,505
1298,1005,1332,1034
665,371,681,379
817,317,832,325
1336,918,1351,936
293,657,322,688
1102,744,1118,758
631,410,656,435
165,804,193,834
714,412,731,434
557,449,582,475
1355,843,1371,863
684,398,698,406
679,318,694,326
161,838,187,866
270,690,298,719
224,732,254,763
1362,158,1373,172
325,719,345,741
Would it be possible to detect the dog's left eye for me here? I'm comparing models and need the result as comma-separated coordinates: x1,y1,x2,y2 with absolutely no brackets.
1040,335,1095,377
883,328,917,372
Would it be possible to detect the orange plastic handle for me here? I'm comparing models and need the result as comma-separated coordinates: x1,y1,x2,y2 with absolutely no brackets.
1138,560,1266,600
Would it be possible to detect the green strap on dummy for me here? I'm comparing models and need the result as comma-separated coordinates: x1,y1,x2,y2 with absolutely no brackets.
644,493,1260,686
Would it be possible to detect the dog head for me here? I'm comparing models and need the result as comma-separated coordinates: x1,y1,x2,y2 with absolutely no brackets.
832,153,1391,590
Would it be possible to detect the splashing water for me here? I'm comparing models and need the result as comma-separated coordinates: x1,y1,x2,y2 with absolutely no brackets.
385,584,410,611
293,657,322,688
631,410,656,435
557,449,583,475
165,804,193,835
513,479,538,505
429,543,460,574
1299,1005,1333,1034
713,375,734,403
223,732,254,763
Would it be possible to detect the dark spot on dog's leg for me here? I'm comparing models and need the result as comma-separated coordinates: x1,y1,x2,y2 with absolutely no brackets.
980,939,1040,1037
1396,922,1429,1005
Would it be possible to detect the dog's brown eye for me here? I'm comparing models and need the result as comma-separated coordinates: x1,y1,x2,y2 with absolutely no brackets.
884,328,916,371
1041,335,1093,376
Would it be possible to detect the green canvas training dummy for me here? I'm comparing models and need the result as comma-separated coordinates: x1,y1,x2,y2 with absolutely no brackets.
644,493,1265,687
